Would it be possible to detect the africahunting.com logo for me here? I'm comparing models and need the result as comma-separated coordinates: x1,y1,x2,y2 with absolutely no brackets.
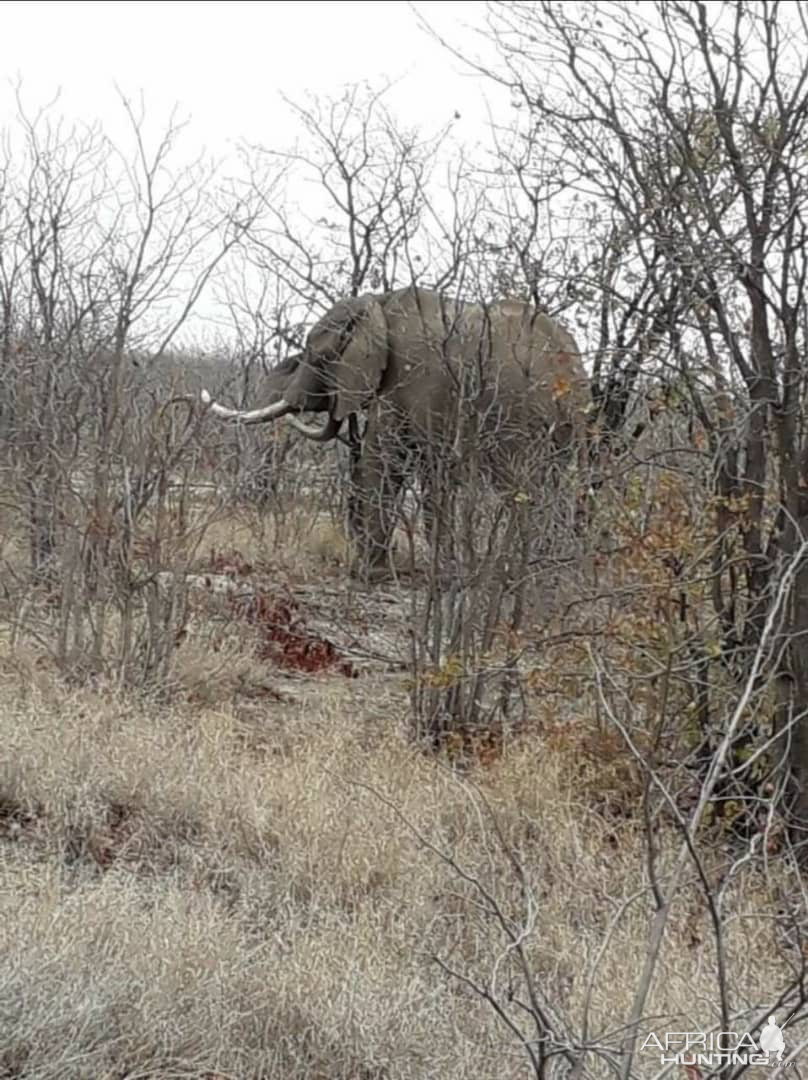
641,1014,796,1068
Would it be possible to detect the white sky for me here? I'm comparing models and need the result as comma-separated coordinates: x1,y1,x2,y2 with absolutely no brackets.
1,2,510,346
1,1,500,159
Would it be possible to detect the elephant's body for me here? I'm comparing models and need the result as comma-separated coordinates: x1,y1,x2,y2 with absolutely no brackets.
366,286,587,457
204,286,591,579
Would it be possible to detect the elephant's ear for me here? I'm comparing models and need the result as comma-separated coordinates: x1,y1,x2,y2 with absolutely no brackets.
332,295,389,421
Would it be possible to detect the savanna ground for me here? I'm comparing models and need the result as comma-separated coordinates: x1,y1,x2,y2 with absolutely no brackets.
0,482,799,1080
6,4,808,1069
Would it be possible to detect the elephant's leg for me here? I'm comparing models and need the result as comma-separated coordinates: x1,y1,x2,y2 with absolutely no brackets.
349,417,410,581
421,470,438,553
344,415,365,546
419,457,445,556
418,449,458,571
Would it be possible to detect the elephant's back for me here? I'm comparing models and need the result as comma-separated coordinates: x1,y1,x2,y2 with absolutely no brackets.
381,288,589,441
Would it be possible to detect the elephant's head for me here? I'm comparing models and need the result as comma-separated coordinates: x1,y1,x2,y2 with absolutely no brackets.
201,294,388,439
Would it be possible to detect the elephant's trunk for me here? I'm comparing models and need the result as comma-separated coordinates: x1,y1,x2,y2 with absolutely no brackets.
200,389,295,425
285,414,342,441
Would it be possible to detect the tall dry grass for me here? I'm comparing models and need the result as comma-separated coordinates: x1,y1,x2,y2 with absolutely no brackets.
0,623,796,1079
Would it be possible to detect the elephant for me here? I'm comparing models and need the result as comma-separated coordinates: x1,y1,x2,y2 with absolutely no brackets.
201,286,591,580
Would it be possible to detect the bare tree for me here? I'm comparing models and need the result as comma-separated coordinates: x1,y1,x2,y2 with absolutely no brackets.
0,90,252,683
458,0,808,846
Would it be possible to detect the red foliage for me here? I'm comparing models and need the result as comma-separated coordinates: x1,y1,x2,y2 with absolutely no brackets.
204,548,358,678
234,590,358,678
207,547,255,578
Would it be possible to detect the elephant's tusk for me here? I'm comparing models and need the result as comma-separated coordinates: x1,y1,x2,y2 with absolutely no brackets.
285,414,342,442
200,389,294,424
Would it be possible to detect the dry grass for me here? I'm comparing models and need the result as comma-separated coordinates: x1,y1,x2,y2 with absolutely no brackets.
199,501,426,582
0,653,798,1079
0,498,802,1079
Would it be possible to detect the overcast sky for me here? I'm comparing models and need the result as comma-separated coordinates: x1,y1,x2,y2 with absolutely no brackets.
1,1,500,158
0,2,511,346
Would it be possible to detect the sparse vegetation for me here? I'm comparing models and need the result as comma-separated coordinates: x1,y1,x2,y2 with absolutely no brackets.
0,582,797,1079
4,3,808,1077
